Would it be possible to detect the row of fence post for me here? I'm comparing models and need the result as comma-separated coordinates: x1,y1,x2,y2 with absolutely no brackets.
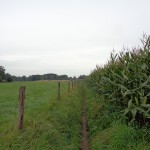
18,80,80,129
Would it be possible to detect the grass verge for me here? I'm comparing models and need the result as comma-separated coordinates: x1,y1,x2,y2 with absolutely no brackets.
84,85,150,150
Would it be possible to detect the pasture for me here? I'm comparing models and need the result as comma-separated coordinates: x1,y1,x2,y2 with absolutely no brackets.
0,81,82,149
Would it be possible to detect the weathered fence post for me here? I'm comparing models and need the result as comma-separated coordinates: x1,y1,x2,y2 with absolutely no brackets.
58,81,60,100
68,81,70,93
18,86,25,130
72,81,73,89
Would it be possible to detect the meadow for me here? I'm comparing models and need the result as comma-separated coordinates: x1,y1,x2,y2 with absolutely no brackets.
0,81,82,149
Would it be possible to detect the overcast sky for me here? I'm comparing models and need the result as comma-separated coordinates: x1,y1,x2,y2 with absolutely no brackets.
0,0,150,77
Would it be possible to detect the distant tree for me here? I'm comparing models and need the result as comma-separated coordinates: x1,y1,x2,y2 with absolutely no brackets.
17,76,22,81
5,73,13,82
11,75,17,81
29,75,42,81
78,75,86,79
22,75,27,81
73,76,76,80
7,76,12,82
0,66,5,82
3,72,72,81
44,73,57,80
58,75,68,80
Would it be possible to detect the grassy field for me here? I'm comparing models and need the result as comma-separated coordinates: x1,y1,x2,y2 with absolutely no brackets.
0,81,82,149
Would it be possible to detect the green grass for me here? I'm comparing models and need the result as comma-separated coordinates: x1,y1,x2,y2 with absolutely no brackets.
84,85,150,150
0,81,82,149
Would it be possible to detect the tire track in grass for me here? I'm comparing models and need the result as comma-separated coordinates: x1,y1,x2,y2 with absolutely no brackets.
80,89,89,150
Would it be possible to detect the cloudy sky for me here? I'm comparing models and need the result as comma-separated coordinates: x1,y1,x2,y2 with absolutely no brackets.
0,0,150,77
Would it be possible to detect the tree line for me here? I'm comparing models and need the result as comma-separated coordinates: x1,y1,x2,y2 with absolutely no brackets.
0,66,86,82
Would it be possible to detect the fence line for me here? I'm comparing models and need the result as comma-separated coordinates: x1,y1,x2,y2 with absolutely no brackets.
17,80,80,129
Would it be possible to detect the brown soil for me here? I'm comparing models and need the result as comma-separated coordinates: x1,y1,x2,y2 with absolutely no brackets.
80,92,89,150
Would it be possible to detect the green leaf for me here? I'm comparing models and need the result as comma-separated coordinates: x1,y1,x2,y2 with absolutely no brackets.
131,109,137,117
128,99,133,108
141,104,150,108
135,97,139,105
141,63,147,70
122,108,130,116
141,97,147,104
121,70,128,80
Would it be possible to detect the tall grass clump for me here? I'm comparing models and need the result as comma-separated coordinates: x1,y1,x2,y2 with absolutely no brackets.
85,85,150,150
88,35,150,127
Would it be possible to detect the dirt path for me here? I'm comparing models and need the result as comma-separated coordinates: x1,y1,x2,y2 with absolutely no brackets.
80,90,89,150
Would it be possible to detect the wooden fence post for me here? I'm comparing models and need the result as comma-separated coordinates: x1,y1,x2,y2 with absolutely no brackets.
68,81,70,93
18,86,25,130
58,81,60,100
72,81,73,89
